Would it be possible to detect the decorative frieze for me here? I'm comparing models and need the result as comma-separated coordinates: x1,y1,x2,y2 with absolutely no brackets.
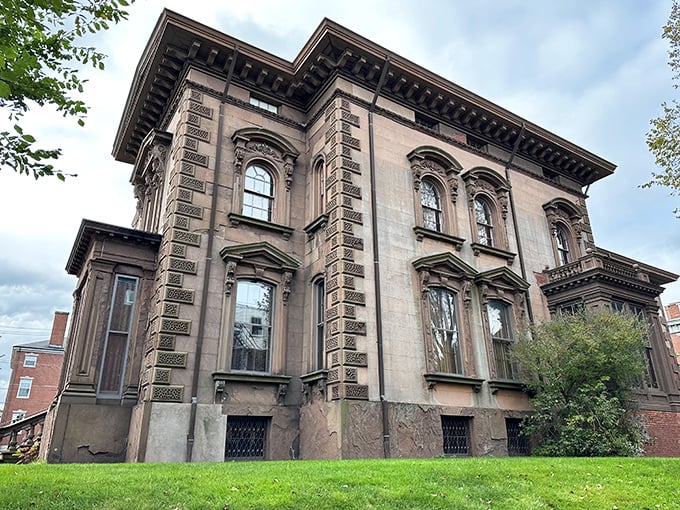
159,318,192,336
168,257,197,274
181,149,208,167
156,350,188,368
165,287,195,304
162,302,180,318
153,368,172,384
173,215,190,230
175,202,203,219
151,384,184,402
179,174,206,193
157,335,176,351
171,229,201,246
170,243,187,258
188,101,213,119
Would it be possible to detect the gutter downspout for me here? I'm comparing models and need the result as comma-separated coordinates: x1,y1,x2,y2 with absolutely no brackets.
368,56,391,459
186,46,240,462
503,124,534,323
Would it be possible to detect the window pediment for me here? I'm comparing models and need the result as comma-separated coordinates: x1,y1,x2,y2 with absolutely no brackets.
232,128,299,191
412,252,478,280
475,267,530,292
407,146,461,202
220,242,300,272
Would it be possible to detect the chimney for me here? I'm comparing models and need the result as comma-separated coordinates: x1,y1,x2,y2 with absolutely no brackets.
49,311,69,347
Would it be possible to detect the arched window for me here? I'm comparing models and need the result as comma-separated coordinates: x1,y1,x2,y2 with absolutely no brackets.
313,278,325,370
474,197,493,247
421,179,443,232
314,159,325,217
428,287,463,374
243,165,274,221
232,280,275,372
554,224,571,265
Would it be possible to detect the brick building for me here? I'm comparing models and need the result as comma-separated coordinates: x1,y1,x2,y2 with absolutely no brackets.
1,312,67,429
665,302,680,362
40,11,680,462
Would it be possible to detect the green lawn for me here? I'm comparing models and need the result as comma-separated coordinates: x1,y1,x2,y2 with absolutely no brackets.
1,457,678,509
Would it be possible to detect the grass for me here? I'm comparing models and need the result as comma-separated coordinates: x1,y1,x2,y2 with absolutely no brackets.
1,457,679,509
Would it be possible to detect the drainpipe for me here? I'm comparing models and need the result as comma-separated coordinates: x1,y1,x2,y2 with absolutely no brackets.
368,55,391,458
186,46,240,462
503,124,534,323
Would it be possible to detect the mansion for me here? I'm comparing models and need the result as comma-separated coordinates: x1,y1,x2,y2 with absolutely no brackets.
41,10,680,462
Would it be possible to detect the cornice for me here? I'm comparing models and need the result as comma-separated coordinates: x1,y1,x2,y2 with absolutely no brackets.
114,11,616,187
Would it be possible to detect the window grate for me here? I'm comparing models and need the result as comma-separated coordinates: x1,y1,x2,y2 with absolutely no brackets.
506,418,530,456
441,416,471,456
225,416,269,460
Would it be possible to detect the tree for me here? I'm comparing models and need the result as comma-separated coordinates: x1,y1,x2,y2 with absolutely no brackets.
645,0,680,205
0,0,133,180
512,310,649,456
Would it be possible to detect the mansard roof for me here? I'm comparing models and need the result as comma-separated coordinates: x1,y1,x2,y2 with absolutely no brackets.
113,10,616,186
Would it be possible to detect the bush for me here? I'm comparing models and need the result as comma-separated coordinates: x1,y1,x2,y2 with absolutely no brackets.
513,310,649,456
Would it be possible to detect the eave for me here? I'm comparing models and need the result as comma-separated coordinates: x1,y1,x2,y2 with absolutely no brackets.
66,219,162,275
114,11,616,186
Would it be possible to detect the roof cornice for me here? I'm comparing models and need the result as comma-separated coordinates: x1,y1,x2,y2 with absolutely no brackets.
113,11,616,185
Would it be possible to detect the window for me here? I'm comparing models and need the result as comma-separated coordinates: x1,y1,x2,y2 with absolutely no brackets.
559,302,584,316
225,416,269,460
428,287,463,374
474,197,494,247
420,179,443,232
441,416,471,456
232,281,274,373
98,275,138,396
488,299,518,380
415,112,438,131
249,96,278,114
11,410,26,423
506,418,529,456
17,378,32,399
467,136,488,152
612,300,659,389
313,278,325,371
23,354,37,368
314,159,326,217
243,165,274,221
554,224,571,265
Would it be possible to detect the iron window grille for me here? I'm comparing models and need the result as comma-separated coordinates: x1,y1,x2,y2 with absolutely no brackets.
506,418,530,456
225,416,269,460
441,416,471,456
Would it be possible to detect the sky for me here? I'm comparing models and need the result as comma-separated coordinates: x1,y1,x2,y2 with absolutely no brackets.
0,0,678,409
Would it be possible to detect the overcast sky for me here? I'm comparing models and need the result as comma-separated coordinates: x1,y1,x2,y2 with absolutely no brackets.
1,0,678,409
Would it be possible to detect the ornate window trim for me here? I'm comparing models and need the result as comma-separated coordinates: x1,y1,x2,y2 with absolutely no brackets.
231,128,299,230
413,252,478,379
216,242,300,377
542,198,584,267
475,267,529,382
462,167,512,255
408,146,463,244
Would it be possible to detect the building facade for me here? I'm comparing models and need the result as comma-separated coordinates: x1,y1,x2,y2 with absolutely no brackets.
1,312,67,438
41,11,680,462
665,302,680,362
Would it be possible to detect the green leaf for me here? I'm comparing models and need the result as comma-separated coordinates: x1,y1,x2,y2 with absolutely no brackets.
0,79,9,98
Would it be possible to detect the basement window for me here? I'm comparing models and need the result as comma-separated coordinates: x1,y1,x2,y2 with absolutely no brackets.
506,418,530,456
249,96,279,114
415,112,439,132
225,416,270,460
441,416,471,456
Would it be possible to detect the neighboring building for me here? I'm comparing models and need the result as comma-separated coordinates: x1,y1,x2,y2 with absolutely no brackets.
665,302,680,362
1,312,67,434
41,11,680,463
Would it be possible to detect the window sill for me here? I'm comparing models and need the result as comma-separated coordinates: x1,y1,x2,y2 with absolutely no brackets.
488,379,526,394
227,213,294,239
212,372,291,385
301,369,329,385
303,214,329,240
413,226,464,251
470,242,516,264
424,373,484,392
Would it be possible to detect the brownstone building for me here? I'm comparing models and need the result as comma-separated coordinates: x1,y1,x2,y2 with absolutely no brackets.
1,312,67,436
41,11,680,462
